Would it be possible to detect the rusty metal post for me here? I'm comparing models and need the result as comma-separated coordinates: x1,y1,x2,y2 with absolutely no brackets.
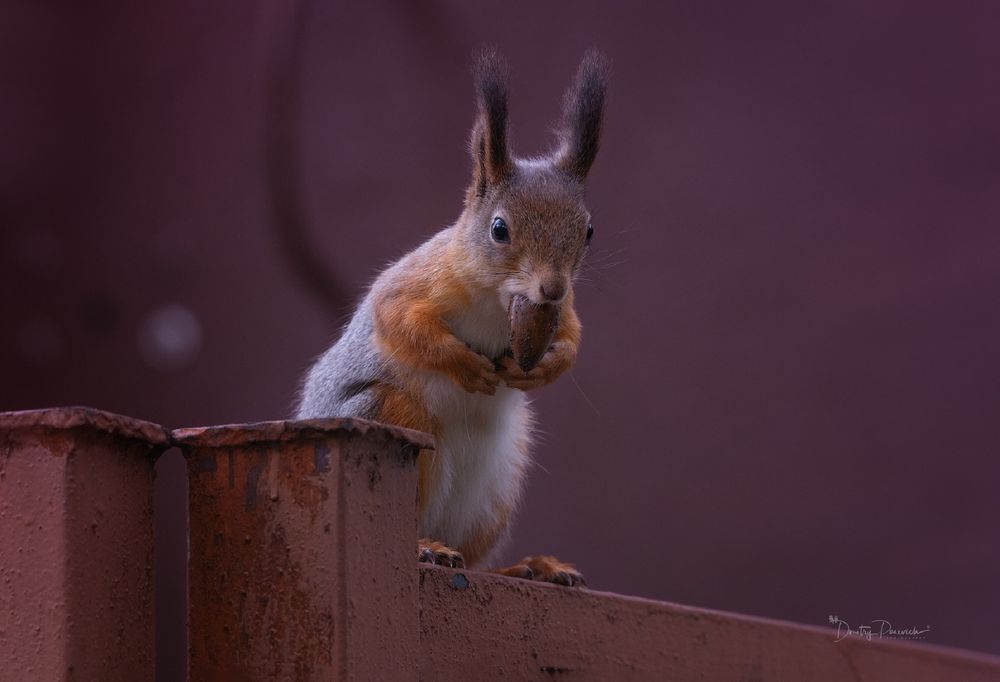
174,418,429,682
0,407,169,681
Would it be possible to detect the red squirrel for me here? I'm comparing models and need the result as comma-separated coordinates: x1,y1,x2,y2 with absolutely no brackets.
297,49,608,586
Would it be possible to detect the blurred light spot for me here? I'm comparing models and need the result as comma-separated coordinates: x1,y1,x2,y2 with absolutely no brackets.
138,304,202,372
16,317,65,365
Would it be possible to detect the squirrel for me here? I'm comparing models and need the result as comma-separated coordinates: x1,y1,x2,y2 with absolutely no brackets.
296,49,608,586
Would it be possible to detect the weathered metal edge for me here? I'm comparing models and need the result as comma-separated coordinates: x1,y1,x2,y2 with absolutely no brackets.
0,406,171,445
418,565,1000,673
171,416,434,451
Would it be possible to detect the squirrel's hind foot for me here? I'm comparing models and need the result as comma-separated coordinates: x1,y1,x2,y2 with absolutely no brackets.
494,555,586,587
418,539,466,568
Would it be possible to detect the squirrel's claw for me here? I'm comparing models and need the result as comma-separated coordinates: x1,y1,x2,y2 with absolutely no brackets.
494,555,586,587
470,367,500,395
418,539,466,568
450,349,501,394
497,355,552,391
497,339,575,391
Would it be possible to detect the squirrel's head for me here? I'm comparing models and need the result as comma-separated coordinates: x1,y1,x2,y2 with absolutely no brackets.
458,49,609,307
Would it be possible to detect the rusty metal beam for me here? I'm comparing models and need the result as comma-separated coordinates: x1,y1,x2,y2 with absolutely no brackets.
0,407,168,681
418,565,1000,681
174,417,430,681
7,406,998,681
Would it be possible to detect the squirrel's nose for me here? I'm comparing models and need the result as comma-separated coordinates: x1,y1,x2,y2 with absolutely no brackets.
539,278,567,303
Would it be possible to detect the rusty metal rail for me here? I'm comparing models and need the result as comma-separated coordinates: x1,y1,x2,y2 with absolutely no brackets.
2,407,999,681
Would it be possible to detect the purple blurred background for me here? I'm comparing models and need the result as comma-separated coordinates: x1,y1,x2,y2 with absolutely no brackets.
3,0,999,671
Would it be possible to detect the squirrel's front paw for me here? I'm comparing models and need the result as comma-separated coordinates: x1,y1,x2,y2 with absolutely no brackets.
448,349,501,395
497,343,571,391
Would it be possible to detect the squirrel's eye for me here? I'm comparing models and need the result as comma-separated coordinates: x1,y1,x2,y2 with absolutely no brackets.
586,222,594,244
491,217,510,244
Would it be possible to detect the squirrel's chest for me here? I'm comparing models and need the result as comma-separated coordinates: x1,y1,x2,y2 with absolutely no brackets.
444,291,510,360
414,291,529,547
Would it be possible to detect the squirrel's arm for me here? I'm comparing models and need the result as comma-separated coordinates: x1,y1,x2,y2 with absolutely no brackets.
499,292,581,391
373,277,500,395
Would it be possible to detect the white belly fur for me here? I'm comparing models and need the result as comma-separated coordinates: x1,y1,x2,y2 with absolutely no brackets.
418,374,531,553
417,287,532,555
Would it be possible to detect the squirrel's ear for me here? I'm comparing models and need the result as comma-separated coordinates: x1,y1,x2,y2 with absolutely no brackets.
554,50,610,182
469,49,513,196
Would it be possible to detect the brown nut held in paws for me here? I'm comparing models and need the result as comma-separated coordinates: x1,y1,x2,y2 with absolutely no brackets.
508,294,561,372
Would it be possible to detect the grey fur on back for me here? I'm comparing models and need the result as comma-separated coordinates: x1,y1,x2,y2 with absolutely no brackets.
295,293,385,421
295,231,450,421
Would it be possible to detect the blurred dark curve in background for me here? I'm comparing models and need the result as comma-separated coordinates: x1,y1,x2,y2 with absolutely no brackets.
266,0,347,318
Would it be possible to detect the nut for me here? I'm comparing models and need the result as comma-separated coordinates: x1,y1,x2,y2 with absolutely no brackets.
508,295,560,372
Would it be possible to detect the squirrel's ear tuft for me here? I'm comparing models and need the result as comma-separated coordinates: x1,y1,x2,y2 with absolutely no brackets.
554,50,610,182
470,48,513,196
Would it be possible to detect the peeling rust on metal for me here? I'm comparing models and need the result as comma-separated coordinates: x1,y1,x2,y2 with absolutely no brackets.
179,418,421,680
243,446,267,511
313,441,331,473
171,416,433,452
541,665,572,675
183,439,337,679
193,455,217,472
0,406,170,447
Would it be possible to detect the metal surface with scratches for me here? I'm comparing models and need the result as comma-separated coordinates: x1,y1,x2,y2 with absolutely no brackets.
0,406,167,681
177,418,425,681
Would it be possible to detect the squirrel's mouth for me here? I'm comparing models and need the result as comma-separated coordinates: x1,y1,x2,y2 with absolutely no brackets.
496,282,522,311
498,280,560,309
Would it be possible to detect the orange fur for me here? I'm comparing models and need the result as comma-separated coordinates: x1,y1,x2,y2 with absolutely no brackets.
458,503,512,567
495,555,586,587
374,264,500,395
556,292,582,348
373,382,437,433
373,384,441,516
